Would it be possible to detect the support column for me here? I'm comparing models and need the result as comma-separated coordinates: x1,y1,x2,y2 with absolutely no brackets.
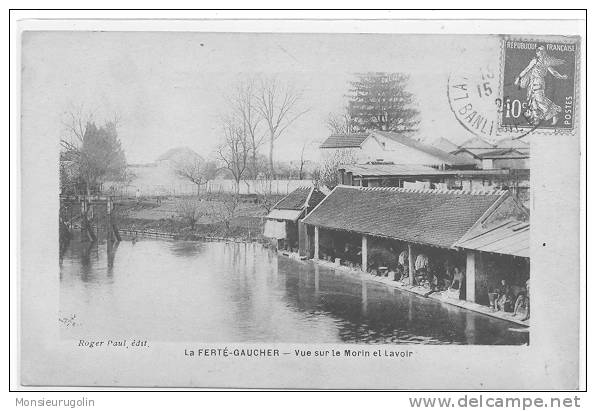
314,226,319,260
408,244,415,285
361,235,368,272
466,251,476,303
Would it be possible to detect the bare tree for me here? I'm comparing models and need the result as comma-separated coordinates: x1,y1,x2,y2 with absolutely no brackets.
175,197,206,230
61,105,94,149
173,158,204,195
230,79,265,179
173,157,218,195
326,111,354,135
61,106,121,149
255,76,308,177
216,116,251,194
209,193,240,235
254,174,278,213
316,148,358,190
298,140,309,180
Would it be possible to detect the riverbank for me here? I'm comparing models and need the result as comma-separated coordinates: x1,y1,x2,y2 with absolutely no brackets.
64,195,276,242
278,249,530,328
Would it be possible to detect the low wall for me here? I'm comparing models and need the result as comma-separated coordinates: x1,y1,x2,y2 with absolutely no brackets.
106,179,314,196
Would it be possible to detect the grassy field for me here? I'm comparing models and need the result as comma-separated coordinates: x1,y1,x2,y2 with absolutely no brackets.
109,194,281,240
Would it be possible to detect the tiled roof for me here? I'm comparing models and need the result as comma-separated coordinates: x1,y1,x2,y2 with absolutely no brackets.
274,187,312,210
455,220,529,258
307,189,326,209
319,133,369,149
302,186,507,248
372,131,476,166
273,187,326,211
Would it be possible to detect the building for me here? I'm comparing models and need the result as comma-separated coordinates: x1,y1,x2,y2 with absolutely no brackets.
319,131,476,169
478,148,530,170
494,137,530,155
301,185,529,306
155,146,203,166
263,186,326,253
337,162,530,205
451,137,530,167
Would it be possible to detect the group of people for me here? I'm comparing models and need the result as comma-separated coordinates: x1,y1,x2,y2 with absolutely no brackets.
367,250,465,297
360,243,530,321
491,278,530,321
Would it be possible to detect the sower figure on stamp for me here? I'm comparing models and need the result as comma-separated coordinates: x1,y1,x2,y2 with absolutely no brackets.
514,45,568,126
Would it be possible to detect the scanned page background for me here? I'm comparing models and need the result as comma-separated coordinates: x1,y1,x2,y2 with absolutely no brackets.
18,19,583,389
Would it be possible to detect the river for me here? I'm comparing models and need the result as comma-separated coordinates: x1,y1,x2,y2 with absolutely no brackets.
59,237,528,345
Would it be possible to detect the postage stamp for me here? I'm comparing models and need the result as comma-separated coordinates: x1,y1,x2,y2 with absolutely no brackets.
499,36,580,133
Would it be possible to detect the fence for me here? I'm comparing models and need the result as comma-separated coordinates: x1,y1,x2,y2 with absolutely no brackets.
106,179,314,197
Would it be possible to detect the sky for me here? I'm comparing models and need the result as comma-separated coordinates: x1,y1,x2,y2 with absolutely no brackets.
21,31,497,164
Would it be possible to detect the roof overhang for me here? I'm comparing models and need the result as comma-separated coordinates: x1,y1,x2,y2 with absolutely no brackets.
455,220,530,258
266,209,304,222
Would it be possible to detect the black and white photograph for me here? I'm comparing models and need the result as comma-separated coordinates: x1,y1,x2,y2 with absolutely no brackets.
12,12,585,391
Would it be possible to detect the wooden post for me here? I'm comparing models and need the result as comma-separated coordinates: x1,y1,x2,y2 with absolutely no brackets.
80,199,96,242
80,200,87,240
361,235,368,272
466,251,476,303
408,244,415,285
314,226,319,260
106,198,113,243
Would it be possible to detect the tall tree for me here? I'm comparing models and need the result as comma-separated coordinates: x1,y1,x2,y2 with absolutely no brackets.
60,116,126,195
216,116,251,194
298,141,309,180
255,77,308,177
230,79,265,179
347,72,419,132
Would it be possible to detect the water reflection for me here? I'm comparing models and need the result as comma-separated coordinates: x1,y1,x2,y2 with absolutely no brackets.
59,238,528,345
107,240,119,275
168,241,205,258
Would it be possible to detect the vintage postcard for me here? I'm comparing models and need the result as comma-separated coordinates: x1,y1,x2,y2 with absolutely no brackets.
15,16,584,390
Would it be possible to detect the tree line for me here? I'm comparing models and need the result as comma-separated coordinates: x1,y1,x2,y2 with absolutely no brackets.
59,72,419,197
174,75,308,195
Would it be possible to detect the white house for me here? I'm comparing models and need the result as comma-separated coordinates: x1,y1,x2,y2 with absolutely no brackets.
319,131,475,169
